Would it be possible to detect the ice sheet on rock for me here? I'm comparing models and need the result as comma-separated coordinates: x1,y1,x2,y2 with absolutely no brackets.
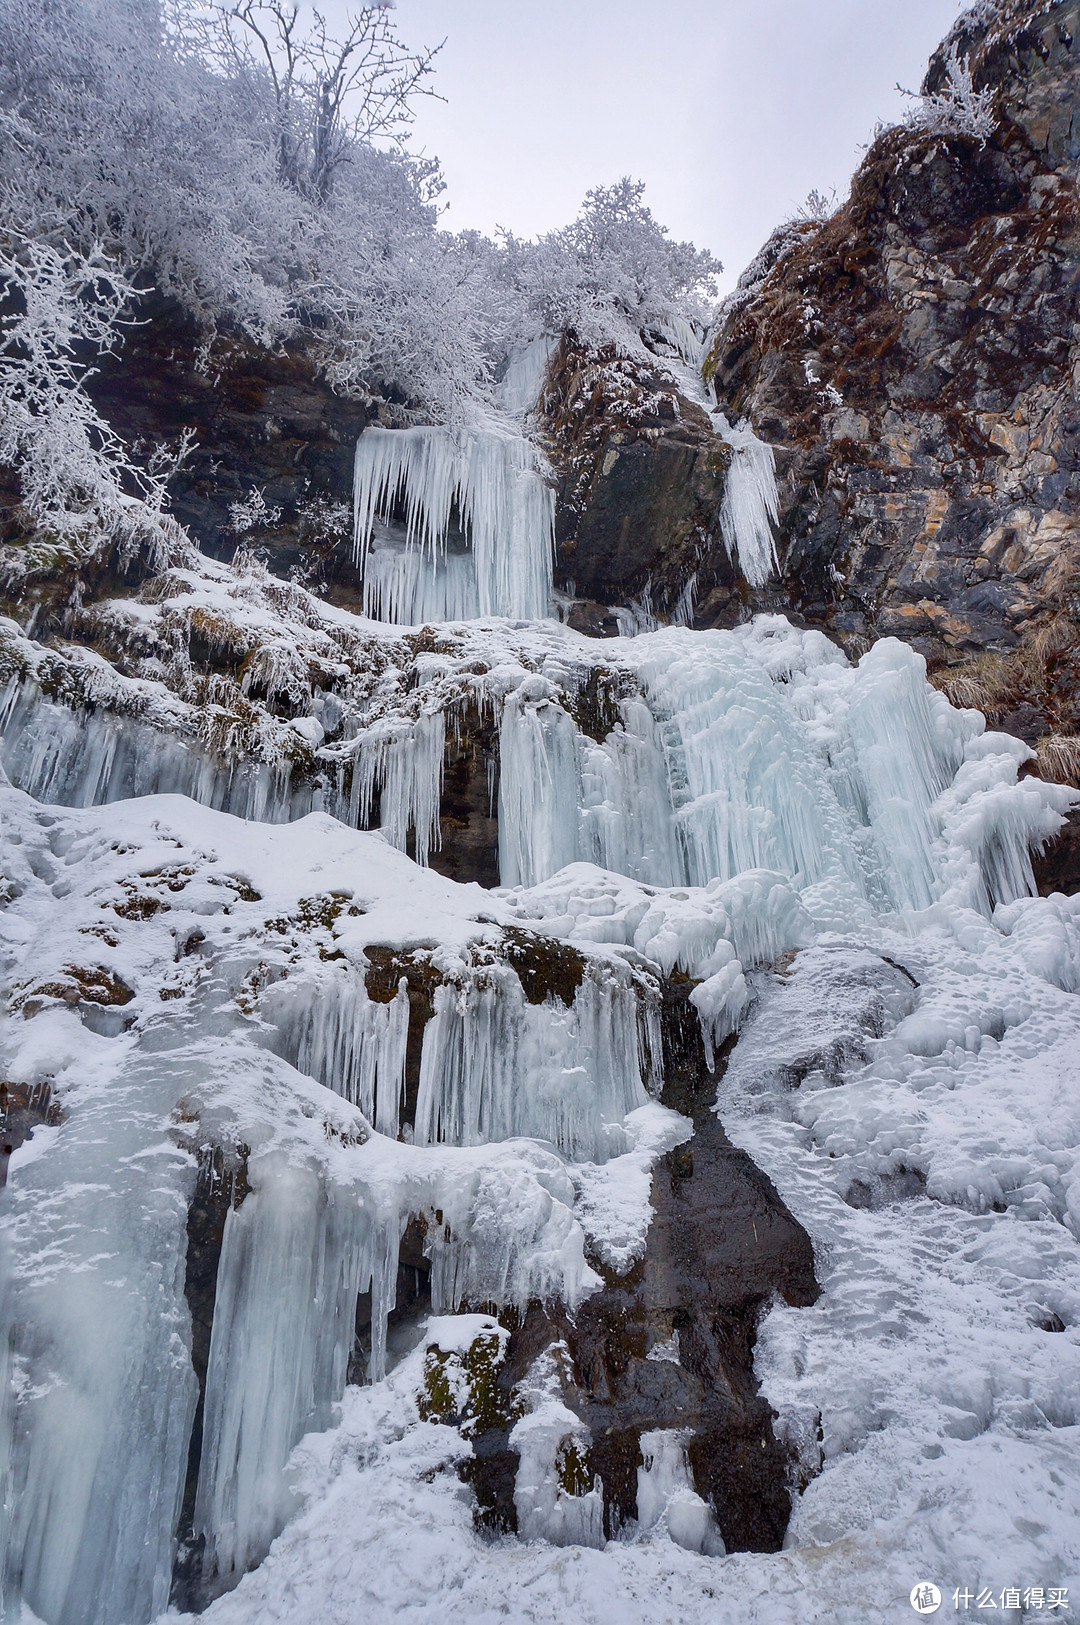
636,1430,724,1556
570,1102,692,1273
353,424,554,623
510,1347,604,1549
715,415,780,588
497,335,557,418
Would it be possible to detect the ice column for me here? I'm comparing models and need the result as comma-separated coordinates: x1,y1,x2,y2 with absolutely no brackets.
716,416,779,588
353,424,555,624
0,1048,198,1625
846,640,970,911
193,1157,367,1581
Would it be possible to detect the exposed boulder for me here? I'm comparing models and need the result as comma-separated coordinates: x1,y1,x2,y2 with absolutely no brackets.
539,337,732,633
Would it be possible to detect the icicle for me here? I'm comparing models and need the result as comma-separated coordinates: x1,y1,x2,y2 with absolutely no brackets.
715,415,779,588
413,962,649,1163
498,684,680,889
347,708,446,864
0,682,315,825
497,686,582,889
362,543,480,625
194,1156,363,1582
266,973,408,1137
353,424,555,623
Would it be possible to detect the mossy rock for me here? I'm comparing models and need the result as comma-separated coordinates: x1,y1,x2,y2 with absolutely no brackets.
418,1324,522,1437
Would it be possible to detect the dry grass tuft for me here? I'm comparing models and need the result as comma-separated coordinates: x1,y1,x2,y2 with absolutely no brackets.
930,615,1079,728
1035,733,1080,786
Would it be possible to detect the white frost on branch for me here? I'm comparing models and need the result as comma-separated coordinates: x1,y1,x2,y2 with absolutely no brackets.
0,237,188,564
900,44,997,143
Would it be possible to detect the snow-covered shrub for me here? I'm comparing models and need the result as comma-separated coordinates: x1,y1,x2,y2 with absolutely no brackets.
901,44,997,142
0,235,188,564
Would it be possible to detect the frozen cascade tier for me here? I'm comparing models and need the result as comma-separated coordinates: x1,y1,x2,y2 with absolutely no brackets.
352,423,555,624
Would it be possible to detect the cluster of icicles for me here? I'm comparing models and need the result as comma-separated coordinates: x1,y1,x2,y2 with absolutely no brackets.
0,413,1074,1625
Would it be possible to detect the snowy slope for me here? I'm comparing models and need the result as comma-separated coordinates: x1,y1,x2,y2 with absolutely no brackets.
2,573,1079,1625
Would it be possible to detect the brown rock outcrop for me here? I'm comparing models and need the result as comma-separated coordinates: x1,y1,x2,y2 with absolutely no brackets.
704,0,1080,682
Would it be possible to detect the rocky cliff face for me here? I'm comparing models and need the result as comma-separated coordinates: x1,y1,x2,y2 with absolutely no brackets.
538,338,732,635
702,0,1080,750
85,298,372,595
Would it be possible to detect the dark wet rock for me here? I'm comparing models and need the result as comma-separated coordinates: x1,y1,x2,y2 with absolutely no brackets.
172,1144,250,1612
539,338,733,624
86,296,370,574
500,928,588,1008
426,708,501,889
844,1167,928,1209
467,976,820,1553
1034,806,1080,894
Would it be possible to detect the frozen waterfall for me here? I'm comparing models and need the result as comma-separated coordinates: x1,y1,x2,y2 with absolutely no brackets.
2,376,1079,1625
353,424,555,624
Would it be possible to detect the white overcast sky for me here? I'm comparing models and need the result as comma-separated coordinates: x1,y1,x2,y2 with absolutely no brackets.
371,0,963,291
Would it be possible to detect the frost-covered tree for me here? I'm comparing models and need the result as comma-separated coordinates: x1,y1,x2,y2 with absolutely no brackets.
0,234,192,562
500,178,720,359
0,0,723,543
189,1,442,202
